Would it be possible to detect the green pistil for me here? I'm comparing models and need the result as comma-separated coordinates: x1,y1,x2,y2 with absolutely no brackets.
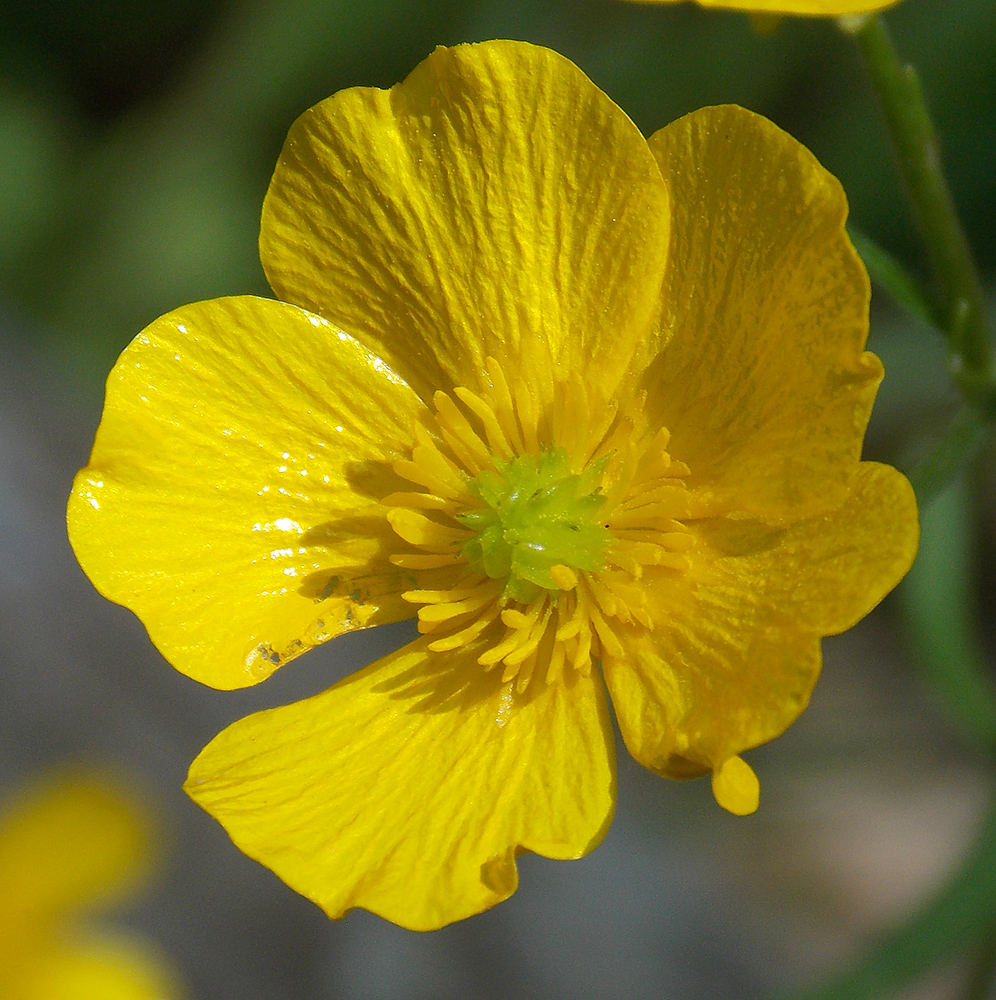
457,448,611,603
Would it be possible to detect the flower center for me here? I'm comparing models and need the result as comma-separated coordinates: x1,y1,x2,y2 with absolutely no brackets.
384,358,694,692
457,449,611,604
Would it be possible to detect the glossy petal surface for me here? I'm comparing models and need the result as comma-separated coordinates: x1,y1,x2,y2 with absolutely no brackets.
69,296,428,690
67,38,921,928
186,636,615,930
261,40,669,407
645,105,880,520
603,462,918,776
623,0,900,13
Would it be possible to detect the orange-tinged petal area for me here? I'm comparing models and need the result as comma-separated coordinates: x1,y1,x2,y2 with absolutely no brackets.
185,636,615,930
603,462,918,791
645,105,881,521
260,40,669,408
622,0,900,13
0,772,180,1000
69,295,431,690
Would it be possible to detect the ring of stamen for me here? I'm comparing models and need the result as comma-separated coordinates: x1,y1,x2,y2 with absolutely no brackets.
385,359,694,690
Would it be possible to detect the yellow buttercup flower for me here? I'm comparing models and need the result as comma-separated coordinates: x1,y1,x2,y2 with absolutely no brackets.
68,40,918,930
621,0,900,13
0,771,180,999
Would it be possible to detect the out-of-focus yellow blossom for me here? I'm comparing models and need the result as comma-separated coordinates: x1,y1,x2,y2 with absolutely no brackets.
0,771,181,999
68,40,918,930
622,0,900,15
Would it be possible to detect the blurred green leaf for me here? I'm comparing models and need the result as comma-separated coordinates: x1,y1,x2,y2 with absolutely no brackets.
779,476,996,1000
906,405,991,509
902,477,996,749
848,225,940,330
777,790,996,1000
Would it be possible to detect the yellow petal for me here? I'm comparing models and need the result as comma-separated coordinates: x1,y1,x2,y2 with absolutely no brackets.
604,462,917,778
69,296,430,690
21,935,181,1000
186,637,615,930
604,623,821,781
711,756,759,816
695,461,919,636
623,0,901,13
260,40,669,408
645,105,880,520
0,772,148,920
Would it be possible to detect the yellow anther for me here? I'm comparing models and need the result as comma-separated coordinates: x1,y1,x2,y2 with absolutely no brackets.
384,359,696,689
453,386,514,461
427,612,497,652
500,609,533,629
381,491,454,512
416,588,497,623
433,390,491,473
387,509,471,550
658,532,695,551
549,564,578,591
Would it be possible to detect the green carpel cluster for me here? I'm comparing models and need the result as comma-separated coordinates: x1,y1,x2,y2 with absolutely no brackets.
457,449,611,602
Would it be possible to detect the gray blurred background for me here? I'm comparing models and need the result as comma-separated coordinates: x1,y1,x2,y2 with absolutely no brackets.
1,0,994,997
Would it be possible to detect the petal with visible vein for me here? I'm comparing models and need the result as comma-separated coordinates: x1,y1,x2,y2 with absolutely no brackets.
261,40,669,408
186,636,616,930
68,296,427,690
604,462,917,775
645,105,880,520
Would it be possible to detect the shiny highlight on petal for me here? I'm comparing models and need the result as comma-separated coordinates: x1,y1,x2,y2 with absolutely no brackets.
66,39,920,931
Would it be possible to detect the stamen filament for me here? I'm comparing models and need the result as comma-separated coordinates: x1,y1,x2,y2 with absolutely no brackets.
389,552,463,569
485,357,526,456
454,386,514,461
387,509,473,550
433,390,491,474
383,363,696,684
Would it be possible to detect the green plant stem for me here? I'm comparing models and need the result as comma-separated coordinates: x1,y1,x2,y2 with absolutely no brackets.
900,477,996,751
963,924,996,1000
846,14,992,397
907,405,990,509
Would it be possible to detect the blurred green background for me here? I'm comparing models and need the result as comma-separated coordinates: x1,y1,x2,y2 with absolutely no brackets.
1,0,993,382
1,1,995,998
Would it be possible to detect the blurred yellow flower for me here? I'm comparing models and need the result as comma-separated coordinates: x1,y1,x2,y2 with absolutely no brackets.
68,40,917,930
623,0,899,13
0,771,180,999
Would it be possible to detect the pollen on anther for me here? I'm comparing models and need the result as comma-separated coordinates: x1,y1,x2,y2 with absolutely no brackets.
549,564,578,590
381,365,696,689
